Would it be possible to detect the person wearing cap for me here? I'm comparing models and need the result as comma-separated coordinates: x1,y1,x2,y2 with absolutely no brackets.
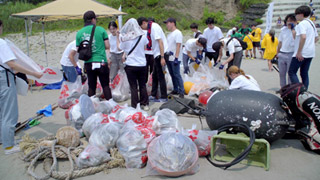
182,38,207,74
164,17,184,98
203,17,224,64
76,10,112,99
138,17,168,102
251,24,263,59
0,19,43,155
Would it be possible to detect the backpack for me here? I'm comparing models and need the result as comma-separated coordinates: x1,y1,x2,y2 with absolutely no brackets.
78,25,96,61
226,37,247,50
280,83,320,152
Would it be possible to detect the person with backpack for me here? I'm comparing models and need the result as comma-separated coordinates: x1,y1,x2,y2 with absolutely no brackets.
212,36,243,83
262,29,279,72
138,17,168,102
242,31,254,59
190,23,202,38
119,18,149,110
0,19,43,155
238,23,252,40
277,14,296,88
76,11,112,99
288,5,319,90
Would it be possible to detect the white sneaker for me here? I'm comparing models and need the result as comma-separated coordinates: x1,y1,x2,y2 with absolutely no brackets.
142,105,150,111
4,145,20,155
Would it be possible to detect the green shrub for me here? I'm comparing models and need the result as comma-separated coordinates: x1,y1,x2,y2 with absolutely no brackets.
147,0,158,6
202,6,225,25
255,18,263,24
240,0,271,9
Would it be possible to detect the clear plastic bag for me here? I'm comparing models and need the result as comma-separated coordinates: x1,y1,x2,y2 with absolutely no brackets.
153,109,181,135
58,76,83,109
116,121,148,169
76,144,111,169
82,113,104,139
146,132,199,177
184,125,218,156
89,122,122,152
111,70,131,102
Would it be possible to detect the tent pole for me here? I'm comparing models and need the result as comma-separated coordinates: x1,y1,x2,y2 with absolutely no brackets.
24,18,29,56
42,21,48,67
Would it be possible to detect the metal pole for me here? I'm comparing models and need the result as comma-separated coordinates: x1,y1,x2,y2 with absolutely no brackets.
42,21,48,67
24,18,29,56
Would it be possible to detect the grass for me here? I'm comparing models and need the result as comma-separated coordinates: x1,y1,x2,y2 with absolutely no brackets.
0,0,270,35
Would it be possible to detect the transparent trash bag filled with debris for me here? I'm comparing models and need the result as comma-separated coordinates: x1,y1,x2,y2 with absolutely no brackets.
116,121,148,169
76,144,110,169
146,132,199,177
111,70,131,102
89,122,122,152
153,109,181,135
82,113,104,139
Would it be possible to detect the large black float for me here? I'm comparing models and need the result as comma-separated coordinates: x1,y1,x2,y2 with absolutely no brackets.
205,90,292,143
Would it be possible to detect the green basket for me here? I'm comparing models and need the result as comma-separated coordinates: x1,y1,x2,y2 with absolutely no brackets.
211,132,270,171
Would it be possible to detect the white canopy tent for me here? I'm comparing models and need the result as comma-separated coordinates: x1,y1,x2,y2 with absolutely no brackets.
11,0,126,66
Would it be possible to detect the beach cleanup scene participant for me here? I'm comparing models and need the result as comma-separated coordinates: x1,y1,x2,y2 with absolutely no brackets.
0,1,320,180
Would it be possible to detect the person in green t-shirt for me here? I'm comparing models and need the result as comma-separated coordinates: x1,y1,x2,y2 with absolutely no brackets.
238,23,252,39
230,27,243,38
76,11,112,99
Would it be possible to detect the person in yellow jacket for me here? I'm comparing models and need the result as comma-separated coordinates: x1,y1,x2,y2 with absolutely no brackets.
262,29,279,71
242,31,254,59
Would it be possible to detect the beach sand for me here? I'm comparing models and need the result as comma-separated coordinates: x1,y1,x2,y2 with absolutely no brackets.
0,30,320,179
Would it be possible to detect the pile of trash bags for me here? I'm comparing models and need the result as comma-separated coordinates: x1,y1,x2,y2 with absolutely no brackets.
64,95,217,177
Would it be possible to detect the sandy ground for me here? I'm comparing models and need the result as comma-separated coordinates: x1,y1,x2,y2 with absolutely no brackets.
0,30,320,180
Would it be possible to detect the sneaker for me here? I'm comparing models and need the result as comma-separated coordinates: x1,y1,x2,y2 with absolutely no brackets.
4,145,20,155
159,98,168,102
142,105,150,111
251,57,254,59
179,94,184,98
149,96,156,101
169,90,178,95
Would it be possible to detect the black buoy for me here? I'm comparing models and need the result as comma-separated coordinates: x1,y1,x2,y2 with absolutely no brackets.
205,90,291,143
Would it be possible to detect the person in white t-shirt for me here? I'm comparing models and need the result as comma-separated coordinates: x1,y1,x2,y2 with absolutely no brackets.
277,14,296,88
119,18,149,110
288,5,319,90
228,65,261,91
138,17,168,102
182,38,206,74
0,20,43,155
190,23,202,38
164,18,185,98
108,21,124,82
203,17,224,63
60,40,81,82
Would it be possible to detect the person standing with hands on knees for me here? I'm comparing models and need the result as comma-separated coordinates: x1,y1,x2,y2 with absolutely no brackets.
288,5,319,90
164,18,185,98
138,17,168,102
0,19,43,155
277,14,296,88
76,11,112,99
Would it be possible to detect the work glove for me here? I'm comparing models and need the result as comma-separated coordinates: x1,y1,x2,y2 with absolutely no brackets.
289,23,295,30
75,66,82,75
197,54,203,60
203,48,207,53
174,58,179,66
214,62,218,67
169,51,174,56
194,58,201,65
219,65,224,70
